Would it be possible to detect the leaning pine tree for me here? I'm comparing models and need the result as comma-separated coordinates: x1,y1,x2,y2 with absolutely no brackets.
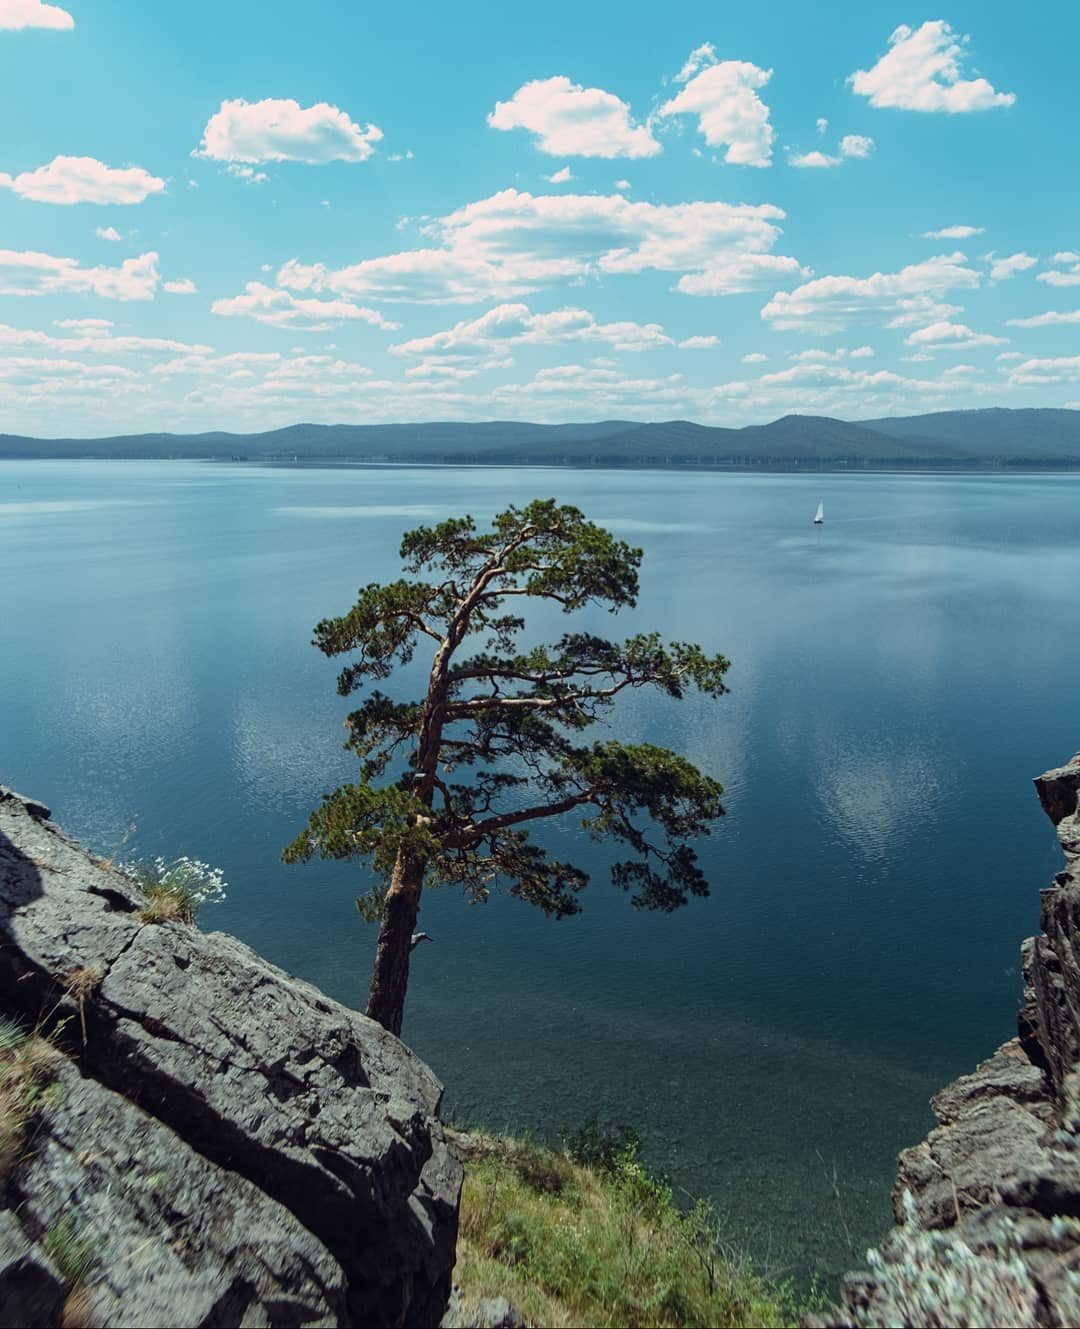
283,500,730,1035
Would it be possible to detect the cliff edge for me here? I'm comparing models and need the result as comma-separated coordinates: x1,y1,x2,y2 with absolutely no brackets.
818,754,1080,1328
0,786,462,1328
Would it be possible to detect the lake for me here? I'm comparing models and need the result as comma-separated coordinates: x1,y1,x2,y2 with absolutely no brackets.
2,459,1074,1285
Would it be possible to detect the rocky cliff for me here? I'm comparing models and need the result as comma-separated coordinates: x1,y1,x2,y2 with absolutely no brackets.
0,786,462,1328
819,755,1080,1328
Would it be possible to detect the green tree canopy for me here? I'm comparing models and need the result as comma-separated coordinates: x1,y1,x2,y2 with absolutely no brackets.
284,499,730,1034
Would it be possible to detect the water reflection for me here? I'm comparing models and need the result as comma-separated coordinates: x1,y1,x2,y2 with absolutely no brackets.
2,460,1077,1286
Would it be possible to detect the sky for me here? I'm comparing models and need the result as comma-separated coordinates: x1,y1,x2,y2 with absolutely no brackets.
1,0,1078,436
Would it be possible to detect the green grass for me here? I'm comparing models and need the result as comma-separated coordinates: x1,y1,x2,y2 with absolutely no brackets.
450,1129,812,1328
43,1216,97,1285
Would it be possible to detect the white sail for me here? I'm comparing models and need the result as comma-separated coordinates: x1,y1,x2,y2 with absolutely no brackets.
814,501,824,524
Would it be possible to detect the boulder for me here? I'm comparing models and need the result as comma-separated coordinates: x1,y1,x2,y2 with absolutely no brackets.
0,787,461,1327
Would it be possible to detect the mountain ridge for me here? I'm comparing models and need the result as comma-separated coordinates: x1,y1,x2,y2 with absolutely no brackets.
2,407,1079,467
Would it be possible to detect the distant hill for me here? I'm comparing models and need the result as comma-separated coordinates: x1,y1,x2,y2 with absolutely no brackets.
861,408,1080,460
2,408,1079,468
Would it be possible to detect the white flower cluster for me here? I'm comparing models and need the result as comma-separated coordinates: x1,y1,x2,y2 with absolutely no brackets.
120,855,227,911
153,856,228,908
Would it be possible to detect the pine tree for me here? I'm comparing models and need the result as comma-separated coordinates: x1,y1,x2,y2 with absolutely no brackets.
284,500,730,1035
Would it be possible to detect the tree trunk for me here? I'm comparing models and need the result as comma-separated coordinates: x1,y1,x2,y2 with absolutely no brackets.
366,846,425,1036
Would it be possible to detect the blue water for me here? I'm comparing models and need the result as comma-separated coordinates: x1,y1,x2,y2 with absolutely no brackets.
1,460,1074,1282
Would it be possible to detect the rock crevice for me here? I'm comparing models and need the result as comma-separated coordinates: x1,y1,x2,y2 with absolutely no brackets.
0,787,461,1328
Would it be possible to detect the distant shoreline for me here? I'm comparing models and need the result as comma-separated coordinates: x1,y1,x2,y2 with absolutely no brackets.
5,454,1080,475
3,406,1080,470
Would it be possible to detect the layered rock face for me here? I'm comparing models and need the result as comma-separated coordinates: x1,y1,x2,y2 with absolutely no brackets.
820,755,1080,1328
0,787,461,1328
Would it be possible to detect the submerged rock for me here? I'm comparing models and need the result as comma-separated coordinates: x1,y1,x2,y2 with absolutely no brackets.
0,786,461,1328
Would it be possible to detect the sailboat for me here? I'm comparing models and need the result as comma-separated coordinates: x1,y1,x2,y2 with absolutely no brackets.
813,501,824,525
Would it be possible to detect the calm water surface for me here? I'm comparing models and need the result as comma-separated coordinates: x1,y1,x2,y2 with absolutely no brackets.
2,460,1075,1283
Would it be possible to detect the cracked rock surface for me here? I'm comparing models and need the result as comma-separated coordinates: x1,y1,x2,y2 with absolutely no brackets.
0,787,461,1328
813,755,1080,1329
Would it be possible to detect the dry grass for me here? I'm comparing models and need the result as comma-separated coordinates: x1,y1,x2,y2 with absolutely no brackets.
138,883,195,925
65,968,103,1046
0,1016,64,1182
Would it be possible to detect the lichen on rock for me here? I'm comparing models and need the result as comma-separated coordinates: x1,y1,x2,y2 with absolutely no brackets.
0,786,462,1328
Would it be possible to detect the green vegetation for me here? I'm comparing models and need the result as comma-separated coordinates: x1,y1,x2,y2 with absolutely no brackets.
43,1215,98,1285
451,1127,808,1329
121,855,227,925
0,1016,64,1182
285,499,730,1034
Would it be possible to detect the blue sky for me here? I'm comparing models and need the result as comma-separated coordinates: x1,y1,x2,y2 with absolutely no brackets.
1,0,1078,435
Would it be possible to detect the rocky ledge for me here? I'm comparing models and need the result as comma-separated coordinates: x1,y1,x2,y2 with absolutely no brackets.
0,787,462,1328
818,755,1080,1328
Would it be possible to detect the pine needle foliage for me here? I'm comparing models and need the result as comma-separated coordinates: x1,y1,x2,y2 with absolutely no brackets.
283,499,731,1029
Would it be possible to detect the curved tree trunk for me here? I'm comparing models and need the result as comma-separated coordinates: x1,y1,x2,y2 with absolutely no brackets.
366,846,425,1036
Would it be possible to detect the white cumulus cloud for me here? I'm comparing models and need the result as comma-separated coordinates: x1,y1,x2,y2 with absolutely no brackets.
211,281,399,330
904,320,1007,349
488,77,660,158
1036,253,1080,287
277,188,799,304
545,165,573,183
850,21,1016,112
0,156,165,205
789,150,839,169
1006,308,1080,329
390,302,672,357
0,249,160,300
678,335,721,349
839,134,874,159
96,226,123,242
761,252,981,333
196,98,383,164
0,0,73,29
164,278,198,295
657,48,774,167
789,134,873,169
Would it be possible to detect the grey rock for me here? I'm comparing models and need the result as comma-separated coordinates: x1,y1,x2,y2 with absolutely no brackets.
14,1060,345,1328
0,788,462,1327
441,1289,526,1329
818,753,1080,1328
0,1209,66,1328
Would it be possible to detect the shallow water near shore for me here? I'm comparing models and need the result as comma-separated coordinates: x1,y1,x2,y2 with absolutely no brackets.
2,459,1074,1285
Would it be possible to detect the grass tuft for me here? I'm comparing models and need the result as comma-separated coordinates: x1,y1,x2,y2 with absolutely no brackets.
123,855,227,926
44,1215,98,1284
0,1018,65,1182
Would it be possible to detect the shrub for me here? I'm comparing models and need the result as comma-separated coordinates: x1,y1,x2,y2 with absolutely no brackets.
563,1116,642,1174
